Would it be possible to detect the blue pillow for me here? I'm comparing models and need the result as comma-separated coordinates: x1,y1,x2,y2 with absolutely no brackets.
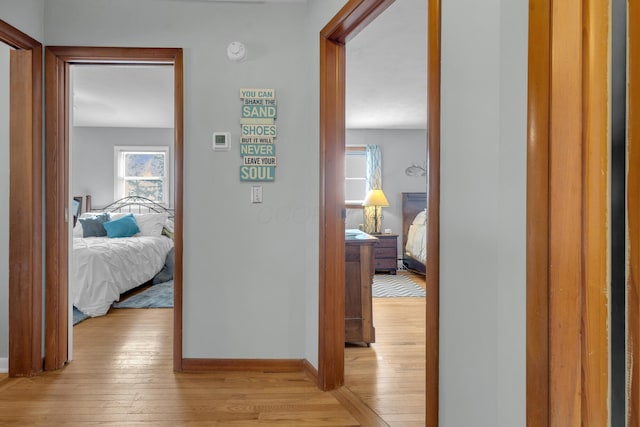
103,214,140,238
79,212,110,237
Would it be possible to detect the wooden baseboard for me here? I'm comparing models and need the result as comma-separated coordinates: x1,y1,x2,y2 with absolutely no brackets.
181,358,305,373
302,359,318,384
331,386,389,427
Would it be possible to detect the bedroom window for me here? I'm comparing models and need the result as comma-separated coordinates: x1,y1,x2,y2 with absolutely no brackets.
345,146,367,207
115,146,169,205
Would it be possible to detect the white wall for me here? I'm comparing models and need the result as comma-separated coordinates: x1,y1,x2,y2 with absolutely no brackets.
71,127,175,208
346,129,427,256
497,0,529,426
439,0,528,425
0,0,44,42
0,41,10,370
45,0,348,363
496,0,528,423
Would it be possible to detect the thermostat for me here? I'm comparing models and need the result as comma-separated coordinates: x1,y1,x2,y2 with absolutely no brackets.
212,132,230,151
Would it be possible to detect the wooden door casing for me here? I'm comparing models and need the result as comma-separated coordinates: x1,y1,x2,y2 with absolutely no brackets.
0,19,43,378
44,46,184,372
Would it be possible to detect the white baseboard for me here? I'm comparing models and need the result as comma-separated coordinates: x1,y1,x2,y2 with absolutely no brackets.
0,358,7,373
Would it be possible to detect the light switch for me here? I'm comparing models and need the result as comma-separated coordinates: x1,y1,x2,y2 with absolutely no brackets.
251,186,263,203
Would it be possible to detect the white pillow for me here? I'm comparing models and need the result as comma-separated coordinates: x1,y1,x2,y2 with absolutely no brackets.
412,208,427,225
133,213,169,236
80,211,104,218
72,221,83,237
108,212,128,221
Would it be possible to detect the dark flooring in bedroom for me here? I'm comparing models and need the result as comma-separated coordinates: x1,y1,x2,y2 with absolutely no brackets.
0,271,426,426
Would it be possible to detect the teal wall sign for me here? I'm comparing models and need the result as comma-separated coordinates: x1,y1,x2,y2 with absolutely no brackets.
239,88,277,182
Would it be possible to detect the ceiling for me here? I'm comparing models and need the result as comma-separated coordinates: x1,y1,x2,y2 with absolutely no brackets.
71,0,426,130
347,0,427,129
72,65,175,128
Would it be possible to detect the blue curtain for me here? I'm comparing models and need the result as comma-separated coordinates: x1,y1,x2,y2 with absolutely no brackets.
366,144,382,191
364,144,382,233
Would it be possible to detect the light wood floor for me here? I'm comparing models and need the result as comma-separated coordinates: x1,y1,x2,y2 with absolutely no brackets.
0,310,358,426
0,271,425,426
344,271,426,427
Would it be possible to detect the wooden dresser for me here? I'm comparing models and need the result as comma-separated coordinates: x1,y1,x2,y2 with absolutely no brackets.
345,230,377,345
373,233,398,274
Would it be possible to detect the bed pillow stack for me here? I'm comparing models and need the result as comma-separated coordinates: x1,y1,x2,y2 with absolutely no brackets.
74,211,170,238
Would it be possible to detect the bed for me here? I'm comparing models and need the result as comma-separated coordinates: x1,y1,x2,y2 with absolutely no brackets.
71,196,174,317
402,192,427,275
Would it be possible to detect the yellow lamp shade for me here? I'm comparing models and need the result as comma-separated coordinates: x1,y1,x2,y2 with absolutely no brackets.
362,189,389,207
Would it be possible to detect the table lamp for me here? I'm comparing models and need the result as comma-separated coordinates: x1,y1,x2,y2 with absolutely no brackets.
362,189,389,234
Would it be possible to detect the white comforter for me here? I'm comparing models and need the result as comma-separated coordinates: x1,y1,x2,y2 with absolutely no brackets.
71,236,174,317
405,223,426,265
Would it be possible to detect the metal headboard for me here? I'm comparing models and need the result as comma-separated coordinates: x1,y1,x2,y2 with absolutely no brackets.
86,195,174,220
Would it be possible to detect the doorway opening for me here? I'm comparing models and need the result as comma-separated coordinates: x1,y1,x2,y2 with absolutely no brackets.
317,0,441,425
67,63,176,360
341,0,428,422
44,47,184,372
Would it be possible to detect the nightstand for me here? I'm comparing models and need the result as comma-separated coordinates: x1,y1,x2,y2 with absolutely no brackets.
374,233,398,274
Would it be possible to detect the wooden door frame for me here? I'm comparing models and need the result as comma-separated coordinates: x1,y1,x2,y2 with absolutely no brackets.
526,0,609,424
44,46,184,371
628,0,640,423
317,0,441,424
0,20,43,377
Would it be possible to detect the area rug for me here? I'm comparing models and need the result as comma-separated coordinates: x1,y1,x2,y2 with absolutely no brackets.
112,280,174,309
73,307,90,325
373,274,426,298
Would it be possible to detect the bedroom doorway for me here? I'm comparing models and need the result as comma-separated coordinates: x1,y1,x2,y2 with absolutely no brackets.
341,0,428,422
44,47,184,372
318,0,441,424
67,63,176,360
0,20,43,377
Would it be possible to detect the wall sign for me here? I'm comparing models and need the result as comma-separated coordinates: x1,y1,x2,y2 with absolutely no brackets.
239,88,277,182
